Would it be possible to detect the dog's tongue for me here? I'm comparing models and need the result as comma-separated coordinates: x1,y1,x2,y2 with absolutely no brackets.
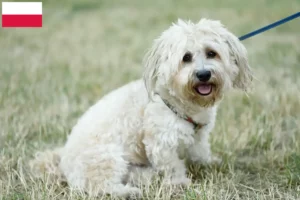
197,84,212,95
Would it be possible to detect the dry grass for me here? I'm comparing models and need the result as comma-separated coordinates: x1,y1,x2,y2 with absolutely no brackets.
1,0,300,199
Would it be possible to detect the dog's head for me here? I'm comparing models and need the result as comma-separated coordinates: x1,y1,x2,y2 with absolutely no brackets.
143,19,252,107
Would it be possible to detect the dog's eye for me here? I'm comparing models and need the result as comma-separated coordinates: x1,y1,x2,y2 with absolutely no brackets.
182,52,193,62
206,50,217,59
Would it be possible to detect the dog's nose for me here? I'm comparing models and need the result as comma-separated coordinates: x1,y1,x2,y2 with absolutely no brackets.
196,70,211,82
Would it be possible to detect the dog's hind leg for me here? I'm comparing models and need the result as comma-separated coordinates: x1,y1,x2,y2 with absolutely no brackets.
29,147,66,183
60,143,142,198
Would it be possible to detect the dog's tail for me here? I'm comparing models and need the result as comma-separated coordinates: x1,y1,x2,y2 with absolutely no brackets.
29,147,66,184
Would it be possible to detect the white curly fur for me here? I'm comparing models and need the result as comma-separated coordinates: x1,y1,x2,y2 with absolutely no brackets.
30,18,252,198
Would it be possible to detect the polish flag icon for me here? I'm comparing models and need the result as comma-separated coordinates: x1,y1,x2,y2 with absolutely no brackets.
2,2,42,28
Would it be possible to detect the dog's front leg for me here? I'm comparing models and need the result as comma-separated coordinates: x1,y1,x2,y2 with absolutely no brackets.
188,128,221,165
143,101,192,185
143,136,191,186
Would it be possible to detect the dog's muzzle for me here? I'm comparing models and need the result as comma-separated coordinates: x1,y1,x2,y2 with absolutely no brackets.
194,69,214,96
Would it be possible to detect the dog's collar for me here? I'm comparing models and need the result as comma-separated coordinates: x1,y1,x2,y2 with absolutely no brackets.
161,98,205,131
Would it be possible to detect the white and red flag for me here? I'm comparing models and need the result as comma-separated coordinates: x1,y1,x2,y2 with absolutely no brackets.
2,2,42,28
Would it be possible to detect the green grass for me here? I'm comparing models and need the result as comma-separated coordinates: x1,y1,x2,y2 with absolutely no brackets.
1,0,300,199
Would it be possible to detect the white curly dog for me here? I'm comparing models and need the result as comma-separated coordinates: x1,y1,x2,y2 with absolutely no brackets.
30,18,252,198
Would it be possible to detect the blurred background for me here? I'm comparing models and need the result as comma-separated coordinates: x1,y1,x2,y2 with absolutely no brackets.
0,0,299,199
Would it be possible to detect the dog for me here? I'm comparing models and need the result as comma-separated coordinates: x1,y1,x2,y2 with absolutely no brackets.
30,18,252,198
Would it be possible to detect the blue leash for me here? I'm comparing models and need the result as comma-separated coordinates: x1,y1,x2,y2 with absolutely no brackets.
239,12,300,41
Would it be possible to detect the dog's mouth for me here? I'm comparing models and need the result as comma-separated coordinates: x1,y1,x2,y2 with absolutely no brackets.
194,83,214,96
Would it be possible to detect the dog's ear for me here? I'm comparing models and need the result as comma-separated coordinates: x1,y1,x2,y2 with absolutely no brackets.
143,21,187,99
198,19,253,91
143,40,161,99
224,33,253,91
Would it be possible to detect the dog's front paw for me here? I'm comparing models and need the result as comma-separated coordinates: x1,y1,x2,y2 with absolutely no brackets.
194,155,222,166
171,177,191,186
164,176,191,186
210,155,222,165
207,156,222,166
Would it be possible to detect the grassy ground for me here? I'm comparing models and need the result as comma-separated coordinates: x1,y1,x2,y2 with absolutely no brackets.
1,0,300,199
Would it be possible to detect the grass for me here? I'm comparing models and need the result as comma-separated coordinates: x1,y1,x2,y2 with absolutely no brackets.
0,0,300,199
